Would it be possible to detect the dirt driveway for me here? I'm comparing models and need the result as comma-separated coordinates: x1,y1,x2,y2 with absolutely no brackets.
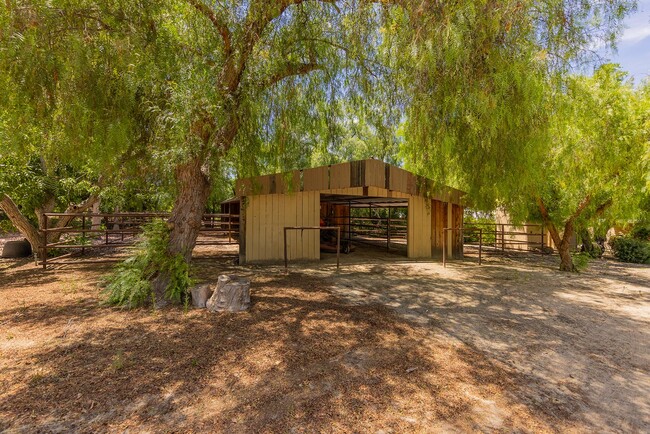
0,245,648,433
318,251,650,432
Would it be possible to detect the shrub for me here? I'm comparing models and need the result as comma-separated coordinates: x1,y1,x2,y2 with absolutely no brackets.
103,219,193,308
631,224,650,241
609,236,650,264
571,252,592,271
0,218,16,234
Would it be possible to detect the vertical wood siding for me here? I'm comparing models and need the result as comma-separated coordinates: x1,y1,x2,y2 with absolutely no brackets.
245,192,319,262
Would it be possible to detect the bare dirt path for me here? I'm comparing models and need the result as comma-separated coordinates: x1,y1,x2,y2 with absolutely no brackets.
316,251,650,433
0,245,648,433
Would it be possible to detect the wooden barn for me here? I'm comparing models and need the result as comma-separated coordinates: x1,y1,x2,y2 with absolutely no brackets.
233,159,464,264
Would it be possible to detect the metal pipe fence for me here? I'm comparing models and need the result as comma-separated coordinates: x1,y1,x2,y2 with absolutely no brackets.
40,212,239,269
463,222,546,254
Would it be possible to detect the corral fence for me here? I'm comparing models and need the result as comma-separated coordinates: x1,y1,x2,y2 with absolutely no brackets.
462,222,546,254
40,212,239,269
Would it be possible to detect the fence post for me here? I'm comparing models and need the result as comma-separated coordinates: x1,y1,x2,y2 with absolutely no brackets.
336,227,340,270
479,228,483,265
81,215,86,256
42,214,47,270
501,224,505,254
284,227,288,271
442,228,446,268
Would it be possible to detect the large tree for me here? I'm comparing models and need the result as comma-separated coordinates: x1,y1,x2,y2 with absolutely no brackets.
2,1,639,302
532,66,649,270
396,2,642,271
0,1,152,252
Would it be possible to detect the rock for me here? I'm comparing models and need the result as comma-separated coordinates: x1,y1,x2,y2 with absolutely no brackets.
190,283,213,308
206,275,250,312
1,239,32,258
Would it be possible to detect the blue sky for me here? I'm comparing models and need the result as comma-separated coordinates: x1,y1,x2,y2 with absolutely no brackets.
600,0,650,83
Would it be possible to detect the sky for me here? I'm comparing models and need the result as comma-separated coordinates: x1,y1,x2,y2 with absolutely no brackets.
599,0,650,83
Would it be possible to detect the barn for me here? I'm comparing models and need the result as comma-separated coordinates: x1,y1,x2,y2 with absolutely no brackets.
233,159,464,264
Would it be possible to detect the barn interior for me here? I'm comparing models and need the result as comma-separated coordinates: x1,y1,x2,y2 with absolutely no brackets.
319,194,408,258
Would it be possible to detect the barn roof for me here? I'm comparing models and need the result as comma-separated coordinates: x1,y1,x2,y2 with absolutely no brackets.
234,159,464,205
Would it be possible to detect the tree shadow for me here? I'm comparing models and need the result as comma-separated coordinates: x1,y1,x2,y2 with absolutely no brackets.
326,260,650,432
0,273,544,432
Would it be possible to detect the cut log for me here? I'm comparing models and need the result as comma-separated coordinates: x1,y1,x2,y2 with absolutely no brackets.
190,283,214,308
206,275,250,312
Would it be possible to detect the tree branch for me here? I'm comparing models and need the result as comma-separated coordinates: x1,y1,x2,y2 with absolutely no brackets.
566,194,592,224
265,61,323,88
535,196,562,248
186,0,232,55
229,0,335,92
0,193,42,251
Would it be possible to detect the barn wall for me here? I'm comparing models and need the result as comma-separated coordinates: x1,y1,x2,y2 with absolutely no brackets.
407,196,432,258
244,191,320,263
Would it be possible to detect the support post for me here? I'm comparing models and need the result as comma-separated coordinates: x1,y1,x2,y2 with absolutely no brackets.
348,201,352,241
387,207,391,251
42,214,47,270
336,227,340,270
442,228,446,268
284,227,288,271
81,215,86,256
479,228,483,265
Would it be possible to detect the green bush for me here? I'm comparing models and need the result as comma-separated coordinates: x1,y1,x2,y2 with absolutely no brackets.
631,224,650,241
103,219,193,308
609,236,650,264
0,218,16,234
571,252,592,271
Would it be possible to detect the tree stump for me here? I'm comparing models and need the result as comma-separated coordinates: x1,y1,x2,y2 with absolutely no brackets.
206,275,250,312
190,283,213,308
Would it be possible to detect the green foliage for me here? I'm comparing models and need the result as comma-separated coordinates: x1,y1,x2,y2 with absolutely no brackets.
0,216,16,234
610,236,650,264
103,219,193,308
571,252,592,272
463,211,497,245
631,224,650,241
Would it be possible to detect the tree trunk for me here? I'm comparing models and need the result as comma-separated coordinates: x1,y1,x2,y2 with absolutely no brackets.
48,195,99,243
544,222,576,271
557,239,575,271
151,156,211,307
536,196,577,272
0,194,43,254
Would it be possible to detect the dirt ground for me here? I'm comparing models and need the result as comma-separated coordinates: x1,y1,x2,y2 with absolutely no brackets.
0,242,648,433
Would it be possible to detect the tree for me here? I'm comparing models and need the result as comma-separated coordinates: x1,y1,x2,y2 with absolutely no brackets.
0,1,164,253
532,66,649,270
140,0,641,299
3,1,639,303
395,2,641,271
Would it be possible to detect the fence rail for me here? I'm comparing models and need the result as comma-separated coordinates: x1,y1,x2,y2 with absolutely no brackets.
463,222,546,253
40,212,239,269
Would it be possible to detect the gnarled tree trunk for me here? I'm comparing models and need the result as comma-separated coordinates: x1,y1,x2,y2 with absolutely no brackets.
151,156,212,307
0,193,43,254
536,196,577,272
1,192,99,260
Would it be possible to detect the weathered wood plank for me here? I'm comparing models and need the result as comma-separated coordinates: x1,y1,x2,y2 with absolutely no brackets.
303,166,329,191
